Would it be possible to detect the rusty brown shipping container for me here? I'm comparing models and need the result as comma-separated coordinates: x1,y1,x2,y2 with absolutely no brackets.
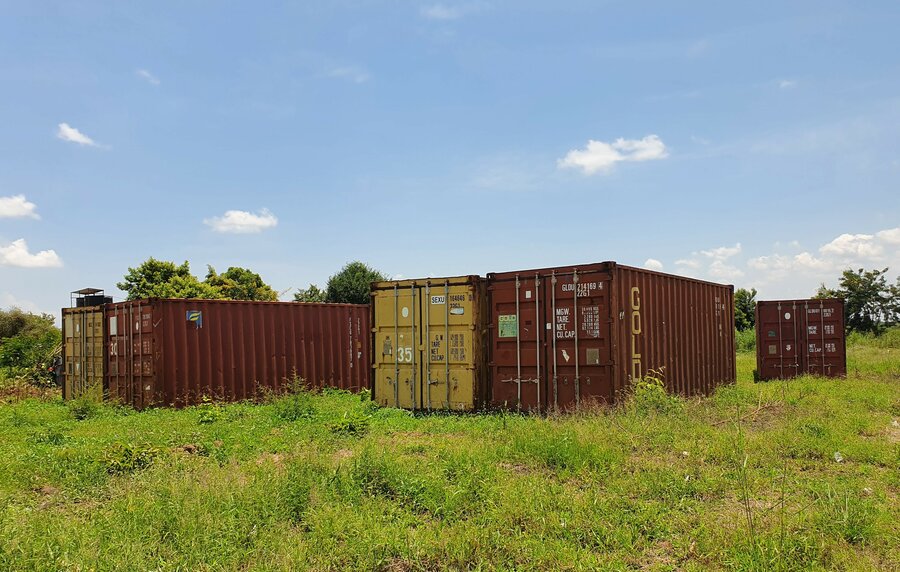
103,298,370,409
488,262,736,411
755,298,846,381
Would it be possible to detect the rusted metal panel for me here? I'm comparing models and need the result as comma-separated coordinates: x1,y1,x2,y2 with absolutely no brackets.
61,306,105,400
104,299,370,409
755,298,846,381
488,262,735,411
371,276,488,411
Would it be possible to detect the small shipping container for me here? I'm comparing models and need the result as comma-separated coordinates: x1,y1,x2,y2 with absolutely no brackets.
61,305,105,400
755,298,846,381
488,262,736,411
103,298,370,409
371,276,488,411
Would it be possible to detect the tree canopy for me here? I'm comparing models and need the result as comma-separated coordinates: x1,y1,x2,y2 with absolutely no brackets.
206,266,278,301
815,267,899,334
734,287,757,332
325,261,387,305
118,258,277,301
294,284,327,303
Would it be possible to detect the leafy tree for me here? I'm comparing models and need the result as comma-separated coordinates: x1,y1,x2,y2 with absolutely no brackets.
815,267,899,334
146,274,223,300
0,308,60,384
118,258,196,300
205,266,277,301
294,284,327,303
325,261,387,304
734,287,757,332
0,308,56,340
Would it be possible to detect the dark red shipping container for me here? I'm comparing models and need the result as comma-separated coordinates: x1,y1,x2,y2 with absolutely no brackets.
104,299,370,409
755,298,846,381
487,262,735,411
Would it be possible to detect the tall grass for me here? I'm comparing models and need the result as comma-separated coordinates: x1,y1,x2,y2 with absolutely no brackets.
0,347,897,570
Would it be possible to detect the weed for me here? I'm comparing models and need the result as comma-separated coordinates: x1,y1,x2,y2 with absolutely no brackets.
327,412,371,436
197,396,224,424
68,395,100,420
273,378,315,422
628,368,683,415
104,442,160,475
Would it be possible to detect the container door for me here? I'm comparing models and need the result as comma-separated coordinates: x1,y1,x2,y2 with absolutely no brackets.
757,302,803,380
801,300,846,378
373,284,419,408
422,280,479,411
490,274,544,411
107,303,156,409
63,308,104,399
545,268,614,410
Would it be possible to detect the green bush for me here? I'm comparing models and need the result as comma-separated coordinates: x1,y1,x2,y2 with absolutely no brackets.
735,328,756,352
196,397,224,424
103,442,160,475
326,412,371,436
0,329,61,385
847,326,900,349
273,377,316,421
68,395,100,421
628,369,682,415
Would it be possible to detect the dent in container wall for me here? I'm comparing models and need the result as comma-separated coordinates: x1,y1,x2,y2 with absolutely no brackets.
104,299,370,409
371,276,487,411
755,298,846,381
487,262,736,411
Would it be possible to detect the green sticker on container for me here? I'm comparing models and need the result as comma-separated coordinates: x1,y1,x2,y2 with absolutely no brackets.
498,314,518,338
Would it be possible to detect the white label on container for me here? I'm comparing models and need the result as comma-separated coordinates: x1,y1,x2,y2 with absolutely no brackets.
431,296,445,305
525,290,532,299
109,316,118,336
401,307,409,318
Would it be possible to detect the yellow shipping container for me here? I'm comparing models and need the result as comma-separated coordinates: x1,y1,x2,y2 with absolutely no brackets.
371,276,487,411
62,306,105,399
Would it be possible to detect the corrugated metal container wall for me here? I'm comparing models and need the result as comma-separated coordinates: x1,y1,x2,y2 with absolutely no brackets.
755,298,846,380
488,262,735,411
62,306,105,399
371,276,488,411
104,299,370,409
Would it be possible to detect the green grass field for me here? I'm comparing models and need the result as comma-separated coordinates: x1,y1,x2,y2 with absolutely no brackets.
0,345,897,571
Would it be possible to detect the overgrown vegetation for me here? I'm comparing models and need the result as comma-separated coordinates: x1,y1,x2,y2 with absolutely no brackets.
0,308,60,385
0,340,896,570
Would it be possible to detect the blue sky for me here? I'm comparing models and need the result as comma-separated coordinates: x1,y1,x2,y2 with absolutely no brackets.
1,1,898,316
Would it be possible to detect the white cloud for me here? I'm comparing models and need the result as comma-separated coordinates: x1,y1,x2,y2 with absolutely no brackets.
700,243,741,260
326,66,371,84
421,4,462,20
204,209,278,234
643,258,663,271
819,232,883,259
420,3,486,20
779,79,798,89
0,239,63,268
0,195,40,219
135,68,160,85
877,228,900,245
558,135,668,175
674,258,700,270
56,123,98,147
